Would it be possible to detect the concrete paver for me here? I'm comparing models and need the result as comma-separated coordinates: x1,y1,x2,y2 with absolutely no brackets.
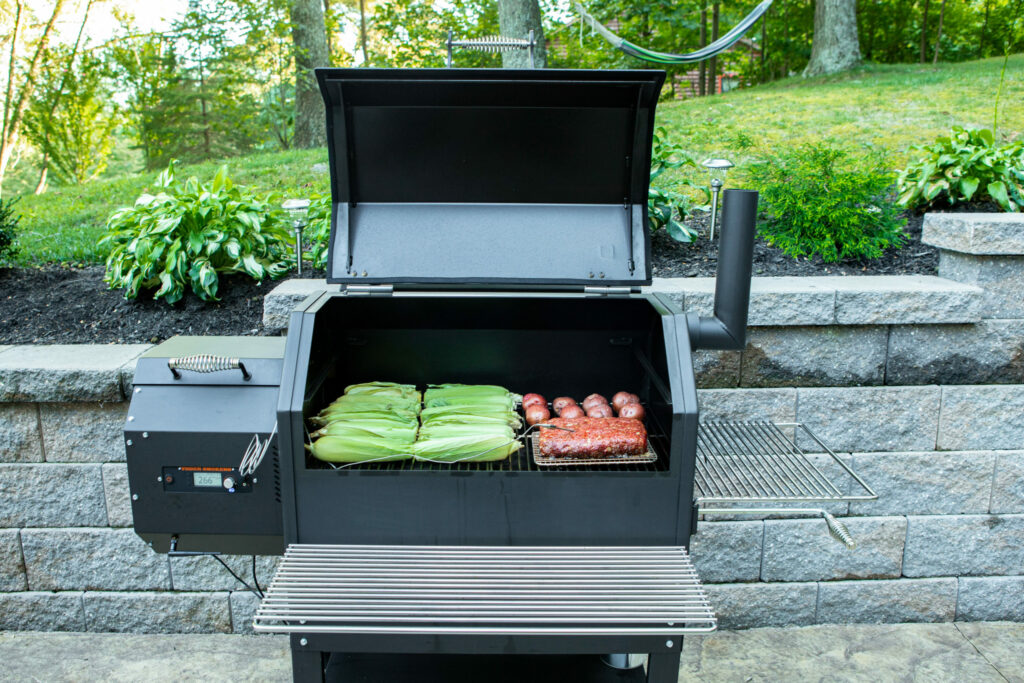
1,622,1021,682
955,622,1024,683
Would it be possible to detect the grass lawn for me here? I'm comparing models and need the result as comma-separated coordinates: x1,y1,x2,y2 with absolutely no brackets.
11,148,330,266
7,54,1023,266
658,55,1024,185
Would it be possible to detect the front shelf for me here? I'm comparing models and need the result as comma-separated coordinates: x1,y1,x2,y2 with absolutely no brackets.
695,421,876,505
254,544,716,636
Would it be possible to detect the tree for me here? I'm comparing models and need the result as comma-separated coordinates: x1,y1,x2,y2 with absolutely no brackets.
497,0,546,68
803,0,861,76
932,0,947,63
24,52,120,185
289,0,330,148
0,0,69,195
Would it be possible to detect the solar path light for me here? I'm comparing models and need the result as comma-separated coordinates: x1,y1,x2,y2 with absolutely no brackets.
282,198,311,276
702,158,734,241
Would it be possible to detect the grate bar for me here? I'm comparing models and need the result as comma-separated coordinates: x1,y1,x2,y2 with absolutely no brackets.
254,544,716,635
695,421,877,504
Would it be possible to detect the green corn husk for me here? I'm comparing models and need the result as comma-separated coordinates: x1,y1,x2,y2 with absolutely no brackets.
311,410,419,428
417,412,523,429
307,434,413,463
424,384,521,406
312,421,418,442
326,394,421,413
424,394,517,410
420,404,521,426
344,382,421,401
411,433,520,462
417,423,515,442
317,402,420,423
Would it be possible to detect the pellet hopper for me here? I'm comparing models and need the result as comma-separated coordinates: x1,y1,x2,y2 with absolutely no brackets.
126,67,875,682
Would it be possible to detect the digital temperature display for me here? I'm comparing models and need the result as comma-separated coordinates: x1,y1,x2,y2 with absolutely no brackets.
193,472,222,488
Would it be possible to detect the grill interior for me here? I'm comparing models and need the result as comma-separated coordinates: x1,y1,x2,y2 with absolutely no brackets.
304,433,669,473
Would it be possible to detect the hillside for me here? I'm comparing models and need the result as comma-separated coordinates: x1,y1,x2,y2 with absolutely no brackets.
7,55,1023,266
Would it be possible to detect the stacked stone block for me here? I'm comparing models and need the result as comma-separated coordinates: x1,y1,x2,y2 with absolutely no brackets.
4,250,1024,633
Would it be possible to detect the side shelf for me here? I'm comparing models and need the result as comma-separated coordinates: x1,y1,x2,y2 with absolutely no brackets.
693,421,877,547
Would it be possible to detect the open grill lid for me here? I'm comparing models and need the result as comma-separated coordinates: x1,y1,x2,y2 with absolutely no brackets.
315,68,666,288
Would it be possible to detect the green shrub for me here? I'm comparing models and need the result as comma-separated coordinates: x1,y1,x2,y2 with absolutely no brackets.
747,143,907,263
896,127,1024,212
648,127,706,243
100,162,293,304
0,197,20,264
306,193,331,270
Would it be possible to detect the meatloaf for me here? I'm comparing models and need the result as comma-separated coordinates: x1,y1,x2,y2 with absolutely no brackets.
538,417,647,458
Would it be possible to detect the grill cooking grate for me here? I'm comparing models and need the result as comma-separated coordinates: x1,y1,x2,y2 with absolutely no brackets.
307,438,668,473
253,544,716,635
695,421,876,504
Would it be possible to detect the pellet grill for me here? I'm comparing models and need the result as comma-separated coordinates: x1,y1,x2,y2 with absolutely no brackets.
126,67,876,682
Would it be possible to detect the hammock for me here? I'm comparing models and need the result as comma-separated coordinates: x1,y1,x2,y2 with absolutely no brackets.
574,0,773,65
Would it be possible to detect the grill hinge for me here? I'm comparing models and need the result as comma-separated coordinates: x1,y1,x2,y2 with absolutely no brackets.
344,284,394,296
584,286,636,298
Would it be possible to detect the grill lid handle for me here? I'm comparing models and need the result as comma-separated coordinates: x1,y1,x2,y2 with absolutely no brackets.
168,355,251,381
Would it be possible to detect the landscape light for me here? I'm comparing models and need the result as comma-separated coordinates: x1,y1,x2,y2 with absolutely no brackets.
282,198,311,276
702,158,734,241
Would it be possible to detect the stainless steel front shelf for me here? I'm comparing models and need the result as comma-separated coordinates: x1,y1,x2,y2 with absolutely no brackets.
253,544,717,636
695,421,876,505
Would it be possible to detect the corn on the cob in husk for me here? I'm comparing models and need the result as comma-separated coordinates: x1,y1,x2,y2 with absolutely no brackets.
419,404,521,427
343,382,421,402
411,433,520,462
307,434,413,463
424,384,521,407
311,420,418,442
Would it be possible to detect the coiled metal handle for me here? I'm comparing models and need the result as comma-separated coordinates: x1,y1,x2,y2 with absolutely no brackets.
168,355,251,381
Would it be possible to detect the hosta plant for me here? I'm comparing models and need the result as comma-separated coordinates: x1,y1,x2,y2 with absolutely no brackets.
648,127,706,243
897,127,1024,212
306,193,331,270
101,162,293,304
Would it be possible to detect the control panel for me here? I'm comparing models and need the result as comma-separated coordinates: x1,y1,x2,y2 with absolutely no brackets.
161,466,251,493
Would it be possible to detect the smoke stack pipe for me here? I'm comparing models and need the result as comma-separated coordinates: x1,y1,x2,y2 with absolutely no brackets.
689,189,758,350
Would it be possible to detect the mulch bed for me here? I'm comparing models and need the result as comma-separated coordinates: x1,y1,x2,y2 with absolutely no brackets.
0,268,323,345
0,202,994,345
651,210,938,278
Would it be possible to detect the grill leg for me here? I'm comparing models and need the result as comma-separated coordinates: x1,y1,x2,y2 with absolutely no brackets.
646,647,682,683
291,645,326,683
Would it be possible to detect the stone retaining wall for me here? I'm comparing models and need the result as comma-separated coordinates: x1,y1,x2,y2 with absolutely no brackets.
3,262,1024,633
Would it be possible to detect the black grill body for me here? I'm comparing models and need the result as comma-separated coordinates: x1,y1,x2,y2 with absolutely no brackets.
278,292,700,547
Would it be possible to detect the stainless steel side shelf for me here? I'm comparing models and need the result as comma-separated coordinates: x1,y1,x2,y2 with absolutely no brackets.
695,421,877,548
254,544,717,636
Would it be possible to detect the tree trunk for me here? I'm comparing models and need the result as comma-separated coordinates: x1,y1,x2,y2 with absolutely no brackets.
932,0,946,63
979,0,990,56
498,0,546,68
290,0,330,148
0,0,67,194
709,4,719,94
699,9,707,95
803,0,861,77
919,0,930,62
760,6,767,83
35,158,48,195
358,0,369,64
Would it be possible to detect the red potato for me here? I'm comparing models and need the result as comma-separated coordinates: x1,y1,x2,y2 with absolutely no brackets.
612,391,636,412
559,404,585,419
552,397,577,415
582,393,608,410
522,393,546,409
525,405,551,426
586,403,614,418
618,403,645,421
